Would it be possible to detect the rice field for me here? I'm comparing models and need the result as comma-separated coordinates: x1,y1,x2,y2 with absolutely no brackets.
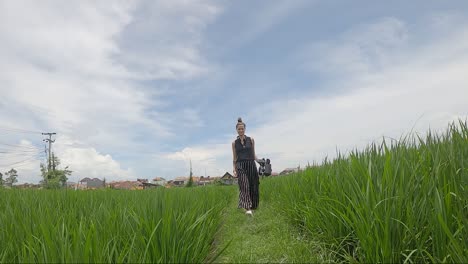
0,187,234,263
263,120,468,263
1,120,466,263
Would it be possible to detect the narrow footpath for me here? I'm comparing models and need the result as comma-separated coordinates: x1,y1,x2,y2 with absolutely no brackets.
207,196,323,263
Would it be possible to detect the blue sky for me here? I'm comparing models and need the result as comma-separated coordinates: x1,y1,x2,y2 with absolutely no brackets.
1,0,467,183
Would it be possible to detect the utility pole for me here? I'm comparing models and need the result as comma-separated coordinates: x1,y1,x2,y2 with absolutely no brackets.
42,132,56,172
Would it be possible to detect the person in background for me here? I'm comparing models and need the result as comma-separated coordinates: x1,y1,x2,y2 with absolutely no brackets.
232,117,260,216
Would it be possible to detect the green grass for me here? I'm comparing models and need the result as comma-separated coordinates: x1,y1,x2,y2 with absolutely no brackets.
265,120,468,263
209,185,326,263
0,187,232,263
1,120,466,263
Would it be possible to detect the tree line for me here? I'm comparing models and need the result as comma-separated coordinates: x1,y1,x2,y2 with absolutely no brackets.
0,154,72,189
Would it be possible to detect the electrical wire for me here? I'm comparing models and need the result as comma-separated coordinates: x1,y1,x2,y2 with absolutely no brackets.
0,125,43,134
0,159,44,170
0,142,40,150
0,149,41,154
0,153,45,168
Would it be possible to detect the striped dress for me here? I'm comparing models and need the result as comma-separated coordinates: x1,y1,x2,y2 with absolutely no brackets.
234,136,259,210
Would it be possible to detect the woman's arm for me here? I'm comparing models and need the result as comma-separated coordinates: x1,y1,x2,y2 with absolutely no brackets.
252,137,258,161
232,141,237,176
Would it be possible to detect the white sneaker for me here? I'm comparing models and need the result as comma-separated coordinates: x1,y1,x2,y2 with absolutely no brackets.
245,210,253,216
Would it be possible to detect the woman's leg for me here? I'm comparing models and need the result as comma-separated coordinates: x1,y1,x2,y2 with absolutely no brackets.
237,162,253,210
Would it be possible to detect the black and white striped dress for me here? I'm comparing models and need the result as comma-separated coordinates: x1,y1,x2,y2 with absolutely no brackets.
234,136,259,210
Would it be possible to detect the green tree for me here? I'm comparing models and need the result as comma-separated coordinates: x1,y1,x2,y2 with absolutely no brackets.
4,168,18,187
186,175,194,187
0,172,4,187
41,154,72,189
186,160,194,187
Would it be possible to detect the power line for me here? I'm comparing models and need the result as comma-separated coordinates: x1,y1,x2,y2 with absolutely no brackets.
0,125,43,133
0,142,38,150
0,147,40,156
0,151,43,160
0,152,43,158
0,131,38,137
0,127,56,171
0,145,40,151
0,153,45,168
0,125,43,134
0,157,45,169
1,159,44,170
0,149,41,154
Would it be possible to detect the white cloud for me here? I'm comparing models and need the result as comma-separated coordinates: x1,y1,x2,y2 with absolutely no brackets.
3,3,467,183
301,17,409,76
164,144,230,177
54,136,135,183
176,14,468,175
0,0,222,183
0,136,135,184
0,1,169,140
0,1,135,78
217,0,310,53
247,15,468,170
249,63,467,171
116,0,222,80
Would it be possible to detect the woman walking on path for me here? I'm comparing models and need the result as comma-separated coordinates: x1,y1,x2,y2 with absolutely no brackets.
232,117,260,216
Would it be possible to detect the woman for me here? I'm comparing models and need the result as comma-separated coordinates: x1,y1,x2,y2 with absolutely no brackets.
232,117,260,216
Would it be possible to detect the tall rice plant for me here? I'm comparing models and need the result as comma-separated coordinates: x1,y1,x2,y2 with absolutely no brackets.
0,186,234,263
264,120,467,263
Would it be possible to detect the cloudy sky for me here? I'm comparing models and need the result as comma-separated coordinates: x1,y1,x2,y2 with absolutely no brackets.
1,0,467,183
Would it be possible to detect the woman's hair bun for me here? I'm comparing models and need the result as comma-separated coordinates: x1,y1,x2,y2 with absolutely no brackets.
237,117,242,122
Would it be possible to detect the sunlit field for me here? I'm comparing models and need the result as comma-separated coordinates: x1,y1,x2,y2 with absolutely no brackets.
0,187,233,263
1,121,466,263
261,120,467,263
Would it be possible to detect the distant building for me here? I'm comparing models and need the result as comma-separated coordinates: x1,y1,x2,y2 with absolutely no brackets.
136,179,159,189
66,182,78,189
152,177,166,186
173,177,187,186
166,180,175,188
198,176,215,186
14,183,41,189
192,176,200,184
220,172,237,185
142,182,160,189
109,181,143,190
279,168,299,175
172,176,201,186
79,178,105,189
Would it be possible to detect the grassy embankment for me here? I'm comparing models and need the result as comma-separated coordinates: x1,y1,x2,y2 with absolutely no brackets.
213,120,467,263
